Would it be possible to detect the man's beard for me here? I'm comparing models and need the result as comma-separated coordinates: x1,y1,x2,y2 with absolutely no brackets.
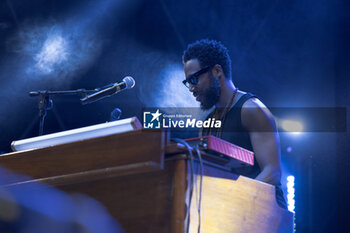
200,75,220,110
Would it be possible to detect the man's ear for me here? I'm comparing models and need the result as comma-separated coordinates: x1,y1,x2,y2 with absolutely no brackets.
212,64,224,79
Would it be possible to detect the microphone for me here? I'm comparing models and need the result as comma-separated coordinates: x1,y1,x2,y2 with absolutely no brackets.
81,76,135,105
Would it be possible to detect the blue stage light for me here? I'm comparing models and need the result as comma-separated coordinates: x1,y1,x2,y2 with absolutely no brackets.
286,175,295,213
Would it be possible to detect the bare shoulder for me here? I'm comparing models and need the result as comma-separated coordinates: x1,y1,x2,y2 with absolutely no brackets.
241,98,276,131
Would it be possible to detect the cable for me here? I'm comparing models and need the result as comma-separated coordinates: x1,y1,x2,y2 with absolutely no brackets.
171,138,195,233
193,146,204,233
171,138,204,233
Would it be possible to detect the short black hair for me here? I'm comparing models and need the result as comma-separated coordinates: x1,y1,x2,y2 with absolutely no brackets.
183,39,232,79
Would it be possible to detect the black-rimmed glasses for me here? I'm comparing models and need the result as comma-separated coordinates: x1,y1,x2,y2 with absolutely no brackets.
182,66,211,88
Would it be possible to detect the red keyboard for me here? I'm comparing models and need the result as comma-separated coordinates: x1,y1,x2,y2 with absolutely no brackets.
184,135,254,167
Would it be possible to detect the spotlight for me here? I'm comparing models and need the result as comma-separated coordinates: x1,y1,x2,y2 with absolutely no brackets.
280,119,303,134
286,175,295,213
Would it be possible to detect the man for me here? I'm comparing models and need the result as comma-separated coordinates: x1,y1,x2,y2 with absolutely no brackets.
182,39,286,208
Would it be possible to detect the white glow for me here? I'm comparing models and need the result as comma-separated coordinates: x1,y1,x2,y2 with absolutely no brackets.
286,175,296,213
287,188,295,195
35,33,69,74
281,119,303,134
287,175,295,183
287,199,295,206
287,182,294,190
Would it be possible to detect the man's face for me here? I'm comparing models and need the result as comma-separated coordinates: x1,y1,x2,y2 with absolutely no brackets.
184,59,220,110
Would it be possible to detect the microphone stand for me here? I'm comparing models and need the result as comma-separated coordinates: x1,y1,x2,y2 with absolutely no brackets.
29,89,98,136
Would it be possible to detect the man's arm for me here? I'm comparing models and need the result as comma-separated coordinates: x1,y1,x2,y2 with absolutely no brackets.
241,98,282,186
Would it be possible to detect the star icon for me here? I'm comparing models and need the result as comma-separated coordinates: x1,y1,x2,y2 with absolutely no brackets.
150,109,162,122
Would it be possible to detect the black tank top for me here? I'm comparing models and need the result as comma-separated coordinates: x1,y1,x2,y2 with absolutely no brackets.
204,93,287,209
206,93,261,179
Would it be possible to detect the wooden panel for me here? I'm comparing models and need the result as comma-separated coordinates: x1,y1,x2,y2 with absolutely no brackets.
170,158,187,233
56,158,187,233
0,130,167,185
0,132,293,233
189,175,294,233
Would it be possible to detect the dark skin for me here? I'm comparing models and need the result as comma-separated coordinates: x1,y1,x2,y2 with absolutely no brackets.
184,59,282,186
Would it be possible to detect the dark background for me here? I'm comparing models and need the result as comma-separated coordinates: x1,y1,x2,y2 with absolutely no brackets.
0,0,349,232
